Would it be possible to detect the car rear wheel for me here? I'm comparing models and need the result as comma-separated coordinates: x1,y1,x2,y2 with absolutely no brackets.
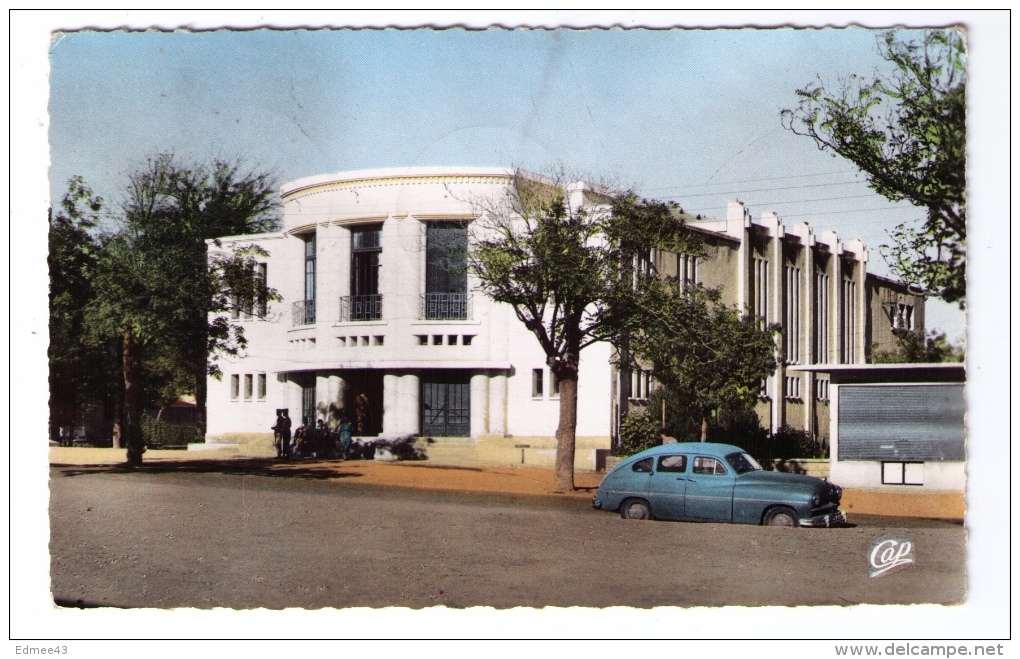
764,507,798,527
621,499,652,520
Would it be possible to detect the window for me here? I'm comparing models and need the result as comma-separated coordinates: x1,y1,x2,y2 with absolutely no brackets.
784,375,802,401
348,225,382,321
759,375,772,400
678,253,699,291
532,369,544,398
893,302,914,330
257,373,267,400
815,377,830,402
301,379,315,426
630,368,652,401
550,370,560,398
784,265,801,363
632,457,653,473
882,462,924,486
657,455,687,473
814,271,830,362
256,262,268,317
693,457,727,475
842,277,857,363
752,257,769,322
294,234,316,325
230,374,240,400
243,374,253,400
424,222,469,320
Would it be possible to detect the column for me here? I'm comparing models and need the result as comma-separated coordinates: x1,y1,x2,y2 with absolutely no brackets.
803,243,815,438
382,373,400,436
285,376,303,422
400,373,421,436
470,373,489,439
488,372,508,436
315,372,331,422
327,374,346,424
770,229,783,433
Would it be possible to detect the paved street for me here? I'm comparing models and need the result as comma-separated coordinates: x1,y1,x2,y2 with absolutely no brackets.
49,465,966,609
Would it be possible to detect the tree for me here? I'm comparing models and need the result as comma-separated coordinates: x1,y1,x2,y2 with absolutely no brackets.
627,280,780,441
781,30,966,307
469,171,697,490
72,154,280,465
873,329,965,364
48,178,120,440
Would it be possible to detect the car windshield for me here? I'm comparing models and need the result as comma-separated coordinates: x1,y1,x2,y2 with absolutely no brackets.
725,452,763,474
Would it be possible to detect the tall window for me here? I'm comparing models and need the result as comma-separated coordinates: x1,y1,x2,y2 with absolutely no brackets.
257,373,267,400
752,257,769,322
348,225,382,320
230,374,240,400
842,277,857,363
783,265,802,363
814,271,830,362
301,234,316,324
256,262,268,317
424,222,469,320
893,302,914,330
678,253,699,291
532,368,544,398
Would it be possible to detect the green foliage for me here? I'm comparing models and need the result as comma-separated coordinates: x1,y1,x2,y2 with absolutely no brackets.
140,412,200,449
48,179,121,434
618,411,663,456
873,329,965,363
740,425,827,466
782,30,966,306
627,280,781,438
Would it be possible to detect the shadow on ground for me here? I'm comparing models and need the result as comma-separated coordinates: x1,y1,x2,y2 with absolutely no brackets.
50,457,363,481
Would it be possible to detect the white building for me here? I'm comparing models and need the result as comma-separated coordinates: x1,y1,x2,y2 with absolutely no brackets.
205,167,614,469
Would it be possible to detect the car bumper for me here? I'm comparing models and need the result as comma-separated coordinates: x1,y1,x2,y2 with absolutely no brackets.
799,509,847,527
592,495,603,510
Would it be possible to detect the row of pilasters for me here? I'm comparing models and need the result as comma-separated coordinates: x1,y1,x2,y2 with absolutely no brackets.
284,370,508,438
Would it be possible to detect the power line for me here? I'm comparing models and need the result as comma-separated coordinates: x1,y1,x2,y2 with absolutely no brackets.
639,168,861,192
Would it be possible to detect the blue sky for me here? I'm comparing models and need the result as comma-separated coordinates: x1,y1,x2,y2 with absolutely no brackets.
47,24,969,337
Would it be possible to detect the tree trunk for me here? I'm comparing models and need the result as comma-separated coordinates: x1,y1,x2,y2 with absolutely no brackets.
111,389,123,449
553,367,579,492
700,414,709,442
122,326,145,466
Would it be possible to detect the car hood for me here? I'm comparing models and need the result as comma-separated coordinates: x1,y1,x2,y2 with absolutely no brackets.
737,470,827,490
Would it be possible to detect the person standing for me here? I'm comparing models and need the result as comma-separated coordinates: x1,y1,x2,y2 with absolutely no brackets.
338,414,354,459
280,410,292,459
271,410,284,458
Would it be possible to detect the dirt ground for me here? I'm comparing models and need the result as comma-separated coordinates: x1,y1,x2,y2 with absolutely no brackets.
48,451,966,610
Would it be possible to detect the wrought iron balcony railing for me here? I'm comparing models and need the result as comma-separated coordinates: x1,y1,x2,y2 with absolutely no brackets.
421,293,472,321
339,294,383,322
292,299,316,326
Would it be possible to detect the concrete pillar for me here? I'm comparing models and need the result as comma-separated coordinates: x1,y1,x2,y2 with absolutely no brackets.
315,372,331,422
286,376,303,423
488,372,508,436
769,220,784,433
470,373,489,439
400,373,421,435
382,373,400,436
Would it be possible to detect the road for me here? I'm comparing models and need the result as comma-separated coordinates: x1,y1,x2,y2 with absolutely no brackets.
49,467,966,609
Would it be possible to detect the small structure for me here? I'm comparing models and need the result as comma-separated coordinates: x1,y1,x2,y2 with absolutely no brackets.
790,363,965,519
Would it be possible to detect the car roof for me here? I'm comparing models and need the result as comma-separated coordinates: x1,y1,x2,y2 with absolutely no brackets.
627,442,745,460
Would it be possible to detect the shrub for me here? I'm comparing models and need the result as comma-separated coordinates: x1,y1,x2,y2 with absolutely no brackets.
617,412,662,456
741,425,826,466
141,412,200,449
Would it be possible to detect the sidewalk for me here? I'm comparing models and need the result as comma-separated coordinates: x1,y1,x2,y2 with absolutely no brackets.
47,447,964,520
47,447,603,500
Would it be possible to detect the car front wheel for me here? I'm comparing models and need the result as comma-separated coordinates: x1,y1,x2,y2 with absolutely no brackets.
763,507,798,527
621,498,652,520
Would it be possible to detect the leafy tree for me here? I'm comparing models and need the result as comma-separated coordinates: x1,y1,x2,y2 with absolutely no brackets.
469,171,697,490
781,30,966,306
72,154,280,465
628,281,781,441
48,178,120,439
873,329,964,364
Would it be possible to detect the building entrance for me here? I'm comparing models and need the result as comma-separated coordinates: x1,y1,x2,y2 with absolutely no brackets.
421,371,471,437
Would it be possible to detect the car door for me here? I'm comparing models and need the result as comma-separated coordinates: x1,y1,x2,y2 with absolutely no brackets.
684,456,735,522
645,454,689,520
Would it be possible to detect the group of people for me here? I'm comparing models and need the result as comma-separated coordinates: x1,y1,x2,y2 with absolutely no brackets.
271,410,354,460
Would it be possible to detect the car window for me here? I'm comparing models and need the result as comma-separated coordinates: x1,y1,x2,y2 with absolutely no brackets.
692,456,728,475
725,451,763,474
632,457,653,473
657,455,687,473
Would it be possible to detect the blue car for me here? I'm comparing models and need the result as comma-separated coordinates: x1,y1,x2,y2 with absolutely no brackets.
592,443,845,527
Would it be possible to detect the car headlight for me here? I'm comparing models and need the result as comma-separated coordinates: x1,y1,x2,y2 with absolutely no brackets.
811,494,821,507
